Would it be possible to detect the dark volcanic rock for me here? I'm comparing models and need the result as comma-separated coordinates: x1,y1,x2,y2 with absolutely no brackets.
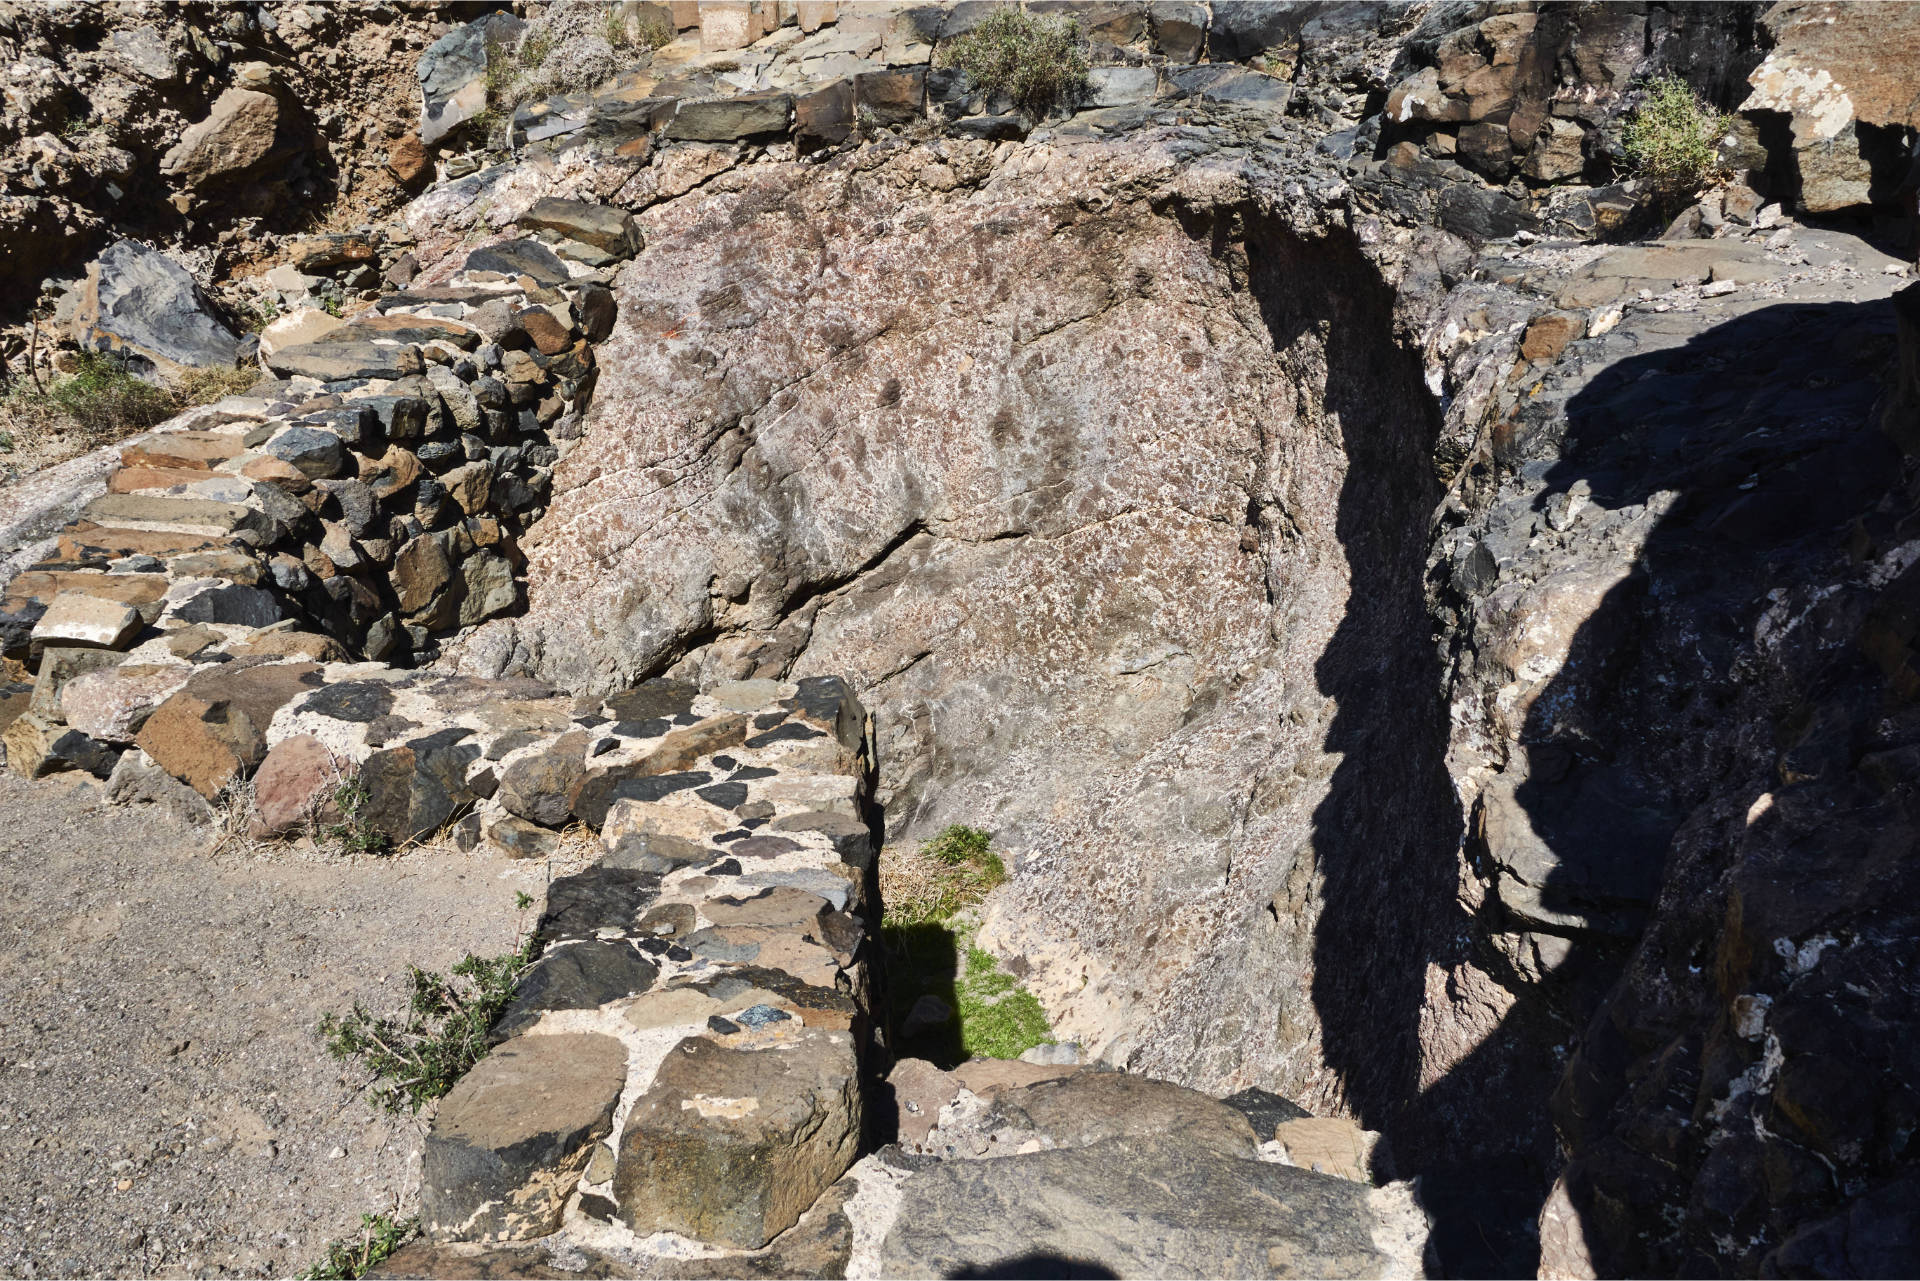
492,941,659,1041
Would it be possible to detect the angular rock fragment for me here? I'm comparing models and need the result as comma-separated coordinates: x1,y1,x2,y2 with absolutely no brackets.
421,1032,627,1242
134,662,323,797
30,592,142,653
491,941,659,1041
69,240,239,376
59,663,190,743
517,198,642,260
614,1029,861,1249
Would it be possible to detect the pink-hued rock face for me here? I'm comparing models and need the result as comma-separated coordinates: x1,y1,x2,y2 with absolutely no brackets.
465,135,1446,1104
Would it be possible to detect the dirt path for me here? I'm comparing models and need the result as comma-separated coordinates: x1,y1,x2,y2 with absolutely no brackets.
0,773,544,1279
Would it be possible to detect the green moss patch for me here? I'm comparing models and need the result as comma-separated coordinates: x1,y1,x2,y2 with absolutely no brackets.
880,825,1054,1066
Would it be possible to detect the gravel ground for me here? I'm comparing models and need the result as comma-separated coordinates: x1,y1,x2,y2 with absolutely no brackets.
0,771,547,1278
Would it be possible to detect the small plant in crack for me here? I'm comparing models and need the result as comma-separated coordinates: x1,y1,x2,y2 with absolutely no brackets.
319,931,539,1113
323,772,392,856
300,1212,417,1280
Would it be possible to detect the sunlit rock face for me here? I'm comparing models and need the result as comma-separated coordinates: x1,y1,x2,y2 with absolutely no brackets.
464,131,1463,1124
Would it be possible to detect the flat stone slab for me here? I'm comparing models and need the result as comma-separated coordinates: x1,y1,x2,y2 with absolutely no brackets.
878,1135,1431,1279
28,591,142,652
517,198,642,259
421,1032,628,1242
80,494,267,539
263,341,426,381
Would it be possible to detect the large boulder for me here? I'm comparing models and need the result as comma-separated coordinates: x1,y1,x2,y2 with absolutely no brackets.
1740,2,1920,213
159,87,292,190
418,13,525,146
467,147,1443,1104
69,240,240,378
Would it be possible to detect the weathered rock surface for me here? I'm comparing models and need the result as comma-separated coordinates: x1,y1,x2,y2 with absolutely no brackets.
160,87,287,190
614,1029,861,1249
420,1032,627,1242
1742,2,1920,213
877,1135,1430,1279
69,240,240,377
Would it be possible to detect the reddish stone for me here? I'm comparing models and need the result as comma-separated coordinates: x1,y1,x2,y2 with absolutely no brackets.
250,734,344,835
388,133,432,185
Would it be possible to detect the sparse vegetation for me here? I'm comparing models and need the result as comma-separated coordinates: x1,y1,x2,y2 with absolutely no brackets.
881,823,1051,1065
301,1213,418,1281
635,12,675,50
323,772,392,856
517,26,554,72
605,5,674,52
1,351,259,457
319,936,537,1112
957,944,1053,1059
171,364,259,405
1622,74,1729,204
937,8,1089,118
5,351,176,440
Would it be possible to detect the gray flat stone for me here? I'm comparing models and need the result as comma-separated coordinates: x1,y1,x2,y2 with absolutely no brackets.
878,1134,1431,1279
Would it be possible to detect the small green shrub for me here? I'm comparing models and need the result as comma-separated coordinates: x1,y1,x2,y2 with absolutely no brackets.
605,5,675,52
323,774,392,856
957,945,1053,1059
635,13,675,50
938,8,1089,118
24,351,176,438
881,824,1050,1064
301,1213,417,1281
921,823,991,866
319,940,536,1113
518,27,554,71
1622,74,1729,203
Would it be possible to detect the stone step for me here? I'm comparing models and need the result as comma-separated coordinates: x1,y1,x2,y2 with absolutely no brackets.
120,430,249,471
79,494,269,540
51,521,228,565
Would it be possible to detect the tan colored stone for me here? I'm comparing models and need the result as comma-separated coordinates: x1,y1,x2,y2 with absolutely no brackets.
108,466,219,494
120,431,246,471
225,629,347,662
134,662,323,797
703,885,832,928
257,307,345,360
602,792,736,846
1272,1117,1382,1183
949,1058,1081,1100
888,1057,962,1146
1521,312,1583,364
160,87,281,188
30,592,142,653
387,132,431,185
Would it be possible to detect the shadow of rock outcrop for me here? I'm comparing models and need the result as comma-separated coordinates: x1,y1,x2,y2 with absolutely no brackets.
1365,285,1918,1275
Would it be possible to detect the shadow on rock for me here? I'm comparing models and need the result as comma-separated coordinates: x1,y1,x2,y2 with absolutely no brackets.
1347,285,1915,1276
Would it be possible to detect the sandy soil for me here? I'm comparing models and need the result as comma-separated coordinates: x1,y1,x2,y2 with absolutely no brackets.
0,771,547,1278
